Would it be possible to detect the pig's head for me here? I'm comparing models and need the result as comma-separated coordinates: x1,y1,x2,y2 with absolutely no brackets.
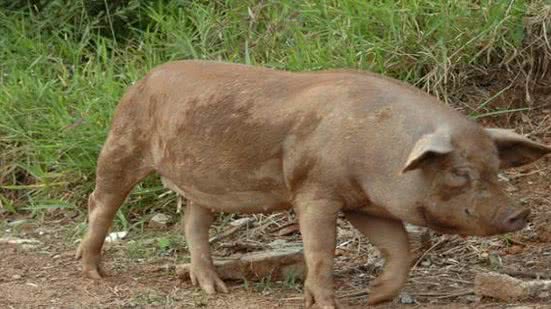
402,126,551,236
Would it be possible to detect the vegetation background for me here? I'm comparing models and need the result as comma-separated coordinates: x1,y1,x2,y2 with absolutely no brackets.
1,0,550,231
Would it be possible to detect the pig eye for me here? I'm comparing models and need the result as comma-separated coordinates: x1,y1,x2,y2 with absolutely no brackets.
452,168,469,177
445,168,470,187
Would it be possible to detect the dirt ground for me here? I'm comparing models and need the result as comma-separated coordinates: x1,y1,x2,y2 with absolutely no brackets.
2,147,551,309
2,160,551,309
2,76,551,308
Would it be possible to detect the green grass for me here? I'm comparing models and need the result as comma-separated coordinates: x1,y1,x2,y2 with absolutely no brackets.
0,0,548,227
126,233,188,260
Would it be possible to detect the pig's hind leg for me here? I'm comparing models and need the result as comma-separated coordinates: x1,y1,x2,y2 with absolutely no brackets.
184,201,228,294
76,133,153,279
344,212,410,305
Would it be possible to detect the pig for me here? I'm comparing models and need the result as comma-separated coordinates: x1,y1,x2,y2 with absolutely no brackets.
76,60,551,308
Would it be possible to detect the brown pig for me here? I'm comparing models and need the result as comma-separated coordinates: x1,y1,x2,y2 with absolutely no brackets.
76,61,551,308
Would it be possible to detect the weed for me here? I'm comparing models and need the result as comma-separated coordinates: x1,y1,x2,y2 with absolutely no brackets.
190,292,208,307
254,276,274,294
126,233,187,259
1,0,548,227
283,270,303,292
127,239,152,259
131,290,172,306
157,234,187,255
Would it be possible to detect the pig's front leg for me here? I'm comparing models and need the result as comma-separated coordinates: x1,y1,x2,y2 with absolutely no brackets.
344,212,410,305
184,201,228,294
295,196,342,309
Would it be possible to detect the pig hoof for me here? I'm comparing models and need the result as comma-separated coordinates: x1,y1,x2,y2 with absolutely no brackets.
304,287,339,308
81,261,104,280
367,279,401,305
367,293,394,305
82,268,103,280
189,267,228,294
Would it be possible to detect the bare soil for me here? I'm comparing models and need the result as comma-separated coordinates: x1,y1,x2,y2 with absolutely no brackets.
2,166,551,309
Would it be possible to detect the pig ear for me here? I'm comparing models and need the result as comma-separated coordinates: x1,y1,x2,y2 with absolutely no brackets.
402,130,454,173
485,128,551,169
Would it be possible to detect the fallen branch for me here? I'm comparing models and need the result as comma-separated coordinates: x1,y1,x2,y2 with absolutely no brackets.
416,289,474,299
176,246,304,281
500,269,551,280
209,217,255,244
475,271,551,301
337,288,473,300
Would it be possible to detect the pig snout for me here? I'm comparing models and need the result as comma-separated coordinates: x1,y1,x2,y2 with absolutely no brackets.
494,207,530,233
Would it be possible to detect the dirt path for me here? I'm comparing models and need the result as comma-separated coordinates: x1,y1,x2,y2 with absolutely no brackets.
1,235,550,309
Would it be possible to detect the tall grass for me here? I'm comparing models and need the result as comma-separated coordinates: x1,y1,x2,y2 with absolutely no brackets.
0,0,544,226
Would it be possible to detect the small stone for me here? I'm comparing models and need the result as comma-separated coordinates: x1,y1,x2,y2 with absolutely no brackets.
149,213,171,229
420,259,431,267
8,219,29,227
479,252,489,261
399,293,415,304
465,295,481,303
12,274,21,280
230,217,255,227
104,231,128,243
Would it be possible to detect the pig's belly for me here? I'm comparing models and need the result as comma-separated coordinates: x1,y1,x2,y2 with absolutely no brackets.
161,177,292,213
